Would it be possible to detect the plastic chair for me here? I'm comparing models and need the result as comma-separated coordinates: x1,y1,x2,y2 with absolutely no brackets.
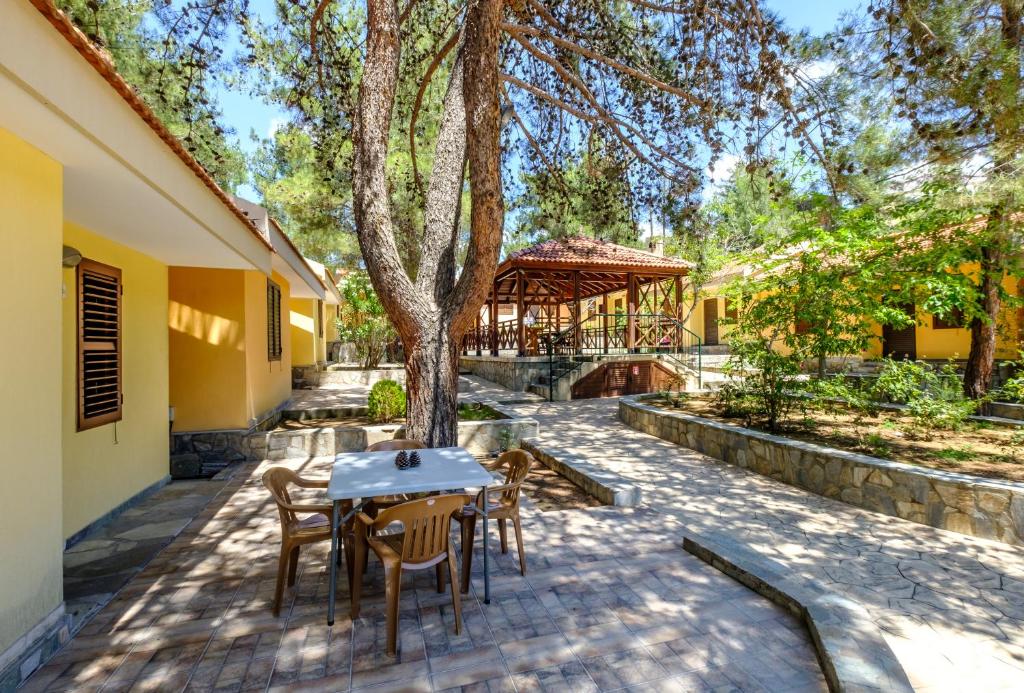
455,449,533,593
262,467,350,617
351,494,471,656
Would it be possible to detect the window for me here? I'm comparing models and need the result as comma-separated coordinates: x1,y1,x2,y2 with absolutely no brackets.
267,279,282,361
498,304,513,316
77,259,122,431
317,299,324,338
724,298,738,320
795,319,812,335
933,309,964,330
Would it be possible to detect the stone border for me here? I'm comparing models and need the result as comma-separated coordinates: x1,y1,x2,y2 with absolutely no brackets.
0,604,70,693
619,395,1024,545
519,439,641,507
682,530,913,693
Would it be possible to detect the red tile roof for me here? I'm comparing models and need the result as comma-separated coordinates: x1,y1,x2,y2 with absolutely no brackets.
502,236,691,272
29,0,272,251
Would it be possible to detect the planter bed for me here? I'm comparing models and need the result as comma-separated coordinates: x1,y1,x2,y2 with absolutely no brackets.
620,394,1024,545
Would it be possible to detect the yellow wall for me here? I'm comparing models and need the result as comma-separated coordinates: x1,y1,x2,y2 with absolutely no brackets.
169,269,292,431
245,270,292,425
168,268,248,431
290,297,320,366
325,301,340,344
61,224,170,538
0,130,65,654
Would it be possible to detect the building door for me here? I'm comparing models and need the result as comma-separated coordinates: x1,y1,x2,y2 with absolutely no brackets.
703,298,719,346
882,304,917,360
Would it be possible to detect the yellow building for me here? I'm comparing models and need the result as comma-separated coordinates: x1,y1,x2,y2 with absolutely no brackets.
290,257,343,368
690,261,1022,361
0,4,297,686
168,201,328,445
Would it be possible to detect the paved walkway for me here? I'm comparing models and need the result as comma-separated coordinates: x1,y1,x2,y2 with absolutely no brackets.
25,457,824,692
500,398,1024,691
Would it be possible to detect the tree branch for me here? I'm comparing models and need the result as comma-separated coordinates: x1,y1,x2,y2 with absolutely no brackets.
410,29,462,193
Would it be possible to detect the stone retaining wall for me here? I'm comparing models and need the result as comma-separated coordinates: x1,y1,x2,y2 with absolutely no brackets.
249,413,539,461
619,395,1024,545
990,401,1024,421
459,355,548,392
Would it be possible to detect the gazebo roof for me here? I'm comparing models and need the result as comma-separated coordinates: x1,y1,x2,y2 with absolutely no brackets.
490,236,690,303
497,237,692,276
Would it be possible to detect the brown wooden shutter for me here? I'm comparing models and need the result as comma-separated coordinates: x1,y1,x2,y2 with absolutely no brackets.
267,279,282,361
77,259,122,431
317,299,324,338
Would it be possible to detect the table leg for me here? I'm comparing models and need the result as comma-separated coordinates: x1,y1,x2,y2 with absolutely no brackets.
482,483,490,604
328,500,339,626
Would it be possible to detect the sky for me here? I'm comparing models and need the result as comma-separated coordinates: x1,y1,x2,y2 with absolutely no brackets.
223,0,865,201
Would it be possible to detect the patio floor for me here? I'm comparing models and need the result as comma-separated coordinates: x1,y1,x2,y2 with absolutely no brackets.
24,455,826,692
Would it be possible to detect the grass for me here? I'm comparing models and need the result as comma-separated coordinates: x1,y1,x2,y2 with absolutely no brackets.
933,446,976,462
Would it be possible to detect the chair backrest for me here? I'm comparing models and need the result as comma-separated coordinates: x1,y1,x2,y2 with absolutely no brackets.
374,494,470,564
262,466,302,529
497,449,533,505
366,439,426,452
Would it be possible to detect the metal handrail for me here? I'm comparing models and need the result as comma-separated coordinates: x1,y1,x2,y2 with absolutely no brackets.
541,313,704,400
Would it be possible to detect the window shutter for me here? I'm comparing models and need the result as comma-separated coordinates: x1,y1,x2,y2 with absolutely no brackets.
77,259,122,430
317,299,324,338
267,279,282,361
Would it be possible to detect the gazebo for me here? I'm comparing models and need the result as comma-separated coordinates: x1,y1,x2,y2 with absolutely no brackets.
462,236,694,357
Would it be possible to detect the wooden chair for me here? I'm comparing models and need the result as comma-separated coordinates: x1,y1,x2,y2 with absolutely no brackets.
364,439,428,511
262,467,351,617
351,494,471,656
455,449,533,594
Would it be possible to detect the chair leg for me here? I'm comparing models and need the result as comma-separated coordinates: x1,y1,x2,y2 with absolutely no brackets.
460,513,477,594
513,513,527,576
351,535,366,619
498,519,508,554
447,554,463,635
436,562,446,593
287,546,300,586
384,561,403,657
273,542,290,617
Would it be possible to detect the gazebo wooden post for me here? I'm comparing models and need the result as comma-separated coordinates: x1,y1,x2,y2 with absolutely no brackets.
601,293,609,354
674,275,683,346
516,269,526,356
475,310,482,356
489,279,499,356
627,272,637,353
572,270,581,354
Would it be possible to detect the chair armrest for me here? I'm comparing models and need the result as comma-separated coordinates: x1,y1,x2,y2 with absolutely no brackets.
474,480,524,507
292,477,329,489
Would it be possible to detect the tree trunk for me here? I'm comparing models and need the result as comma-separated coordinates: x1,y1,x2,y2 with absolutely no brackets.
405,324,461,445
963,243,1004,399
351,0,504,447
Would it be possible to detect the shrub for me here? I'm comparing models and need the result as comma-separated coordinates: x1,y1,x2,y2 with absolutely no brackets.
811,374,878,420
337,271,397,369
367,379,406,423
873,359,976,431
718,339,804,432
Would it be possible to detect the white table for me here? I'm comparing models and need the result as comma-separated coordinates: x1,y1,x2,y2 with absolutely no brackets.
325,447,495,626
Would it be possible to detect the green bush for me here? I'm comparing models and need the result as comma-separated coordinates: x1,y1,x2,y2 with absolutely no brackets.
811,374,878,419
718,339,804,432
873,359,976,431
367,379,406,423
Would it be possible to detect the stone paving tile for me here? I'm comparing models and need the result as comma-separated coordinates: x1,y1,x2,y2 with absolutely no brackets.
503,397,1024,691
23,447,825,692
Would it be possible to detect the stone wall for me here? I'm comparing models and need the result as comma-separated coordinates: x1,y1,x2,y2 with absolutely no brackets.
248,410,540,460
989,401,1024,422
619,395,1024,545
459,355,548,392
